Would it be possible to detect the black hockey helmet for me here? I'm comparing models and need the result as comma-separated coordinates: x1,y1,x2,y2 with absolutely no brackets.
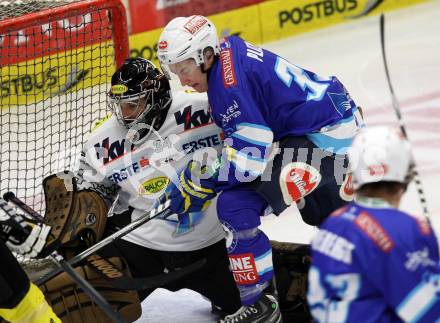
108,58,172,129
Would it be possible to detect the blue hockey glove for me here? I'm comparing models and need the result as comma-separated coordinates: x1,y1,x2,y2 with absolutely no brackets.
161,161,217,214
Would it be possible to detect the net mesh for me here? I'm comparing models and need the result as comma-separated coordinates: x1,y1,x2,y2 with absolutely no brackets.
0,0,119,215
0,0,70,21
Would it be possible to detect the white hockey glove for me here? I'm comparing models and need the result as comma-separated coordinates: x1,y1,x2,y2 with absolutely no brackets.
0,201,52,258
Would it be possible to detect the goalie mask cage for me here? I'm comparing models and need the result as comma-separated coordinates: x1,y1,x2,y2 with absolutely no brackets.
0,0,129,214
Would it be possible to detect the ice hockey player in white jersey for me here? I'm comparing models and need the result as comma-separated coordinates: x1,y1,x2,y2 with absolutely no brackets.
308,126,440,322
77,58,241,318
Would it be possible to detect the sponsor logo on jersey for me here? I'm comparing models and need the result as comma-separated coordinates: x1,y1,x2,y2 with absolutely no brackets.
94,138,135,165
312,229,355,264
328,92,352,116
111,84,128,94
174,105,212,130
339,173,354,201
182,133,222,154
219,100,241,126
220,48,237,88
138,176,170,196
229,253,259,285
280,162,322,205
405,247,436,272
183,15,207,35
354,212,394,253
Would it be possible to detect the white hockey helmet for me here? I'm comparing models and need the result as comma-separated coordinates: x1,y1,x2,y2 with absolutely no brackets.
348,126,414,190
157,15,220,77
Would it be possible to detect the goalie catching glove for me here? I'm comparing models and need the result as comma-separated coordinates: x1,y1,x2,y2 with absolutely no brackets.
160,160,217,214
0,171,108,258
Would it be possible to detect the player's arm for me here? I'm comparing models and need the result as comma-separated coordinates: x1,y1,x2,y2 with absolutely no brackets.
163,90,273,214
210,88,274,190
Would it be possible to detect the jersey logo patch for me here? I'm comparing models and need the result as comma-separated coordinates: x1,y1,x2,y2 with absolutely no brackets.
174,105,212,130
138,176,170,196
220,48,237,88
339,173,354,202
279,162,321,205
229,253,259,285
354,212,394,253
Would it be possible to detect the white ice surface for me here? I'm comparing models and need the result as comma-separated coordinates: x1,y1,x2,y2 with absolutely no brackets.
138,2,440,321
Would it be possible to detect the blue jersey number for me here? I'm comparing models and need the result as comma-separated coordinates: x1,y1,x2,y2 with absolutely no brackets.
274,56,330,101
308,266,360,322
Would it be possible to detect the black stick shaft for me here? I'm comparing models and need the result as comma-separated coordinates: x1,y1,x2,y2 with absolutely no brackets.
379,14,430,221
3,192,171,285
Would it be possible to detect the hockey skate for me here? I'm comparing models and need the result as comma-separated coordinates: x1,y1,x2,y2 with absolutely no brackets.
218,294,282,323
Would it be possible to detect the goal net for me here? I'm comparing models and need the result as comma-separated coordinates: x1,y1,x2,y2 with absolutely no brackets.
0,0,129,215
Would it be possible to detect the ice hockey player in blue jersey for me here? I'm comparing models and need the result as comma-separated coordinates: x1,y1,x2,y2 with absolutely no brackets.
308,126,440,322
157,15,363,322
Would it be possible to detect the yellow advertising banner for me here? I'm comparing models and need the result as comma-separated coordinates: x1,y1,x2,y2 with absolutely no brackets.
1,42,115,107
259,0,431,43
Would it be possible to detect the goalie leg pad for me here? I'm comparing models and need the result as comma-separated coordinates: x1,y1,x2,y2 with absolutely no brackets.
38,256,141,323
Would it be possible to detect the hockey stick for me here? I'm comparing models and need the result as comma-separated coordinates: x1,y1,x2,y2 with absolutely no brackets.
4,192,204,291
0,197,126,323
379,14,430,221
3,192,172,286
86,256,207,290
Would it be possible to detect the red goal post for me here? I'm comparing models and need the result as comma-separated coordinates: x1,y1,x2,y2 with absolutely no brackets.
0,0,129,214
